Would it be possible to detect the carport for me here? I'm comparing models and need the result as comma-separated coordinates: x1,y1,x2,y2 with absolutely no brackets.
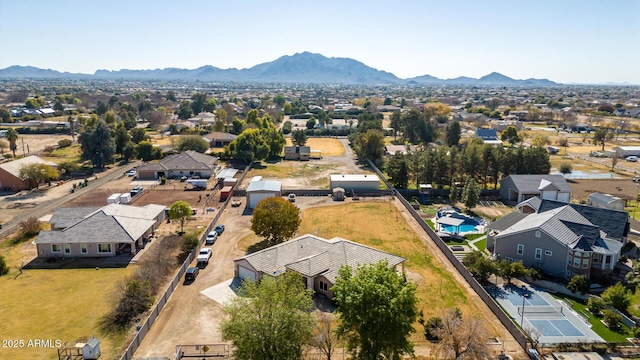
436,217,465,234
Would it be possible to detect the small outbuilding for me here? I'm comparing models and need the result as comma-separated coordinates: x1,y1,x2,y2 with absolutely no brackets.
613,146,640,158
246,180,282,208
329,174,380,192
332,187,345,201
220,186,234,201
107,193,121,204
284,145,311,161
81,337,101,359
587,192,625,211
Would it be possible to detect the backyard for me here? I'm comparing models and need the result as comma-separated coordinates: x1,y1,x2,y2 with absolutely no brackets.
0,234,135,360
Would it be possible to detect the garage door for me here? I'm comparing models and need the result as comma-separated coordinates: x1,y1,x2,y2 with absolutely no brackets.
248,192,275,208
238,266,256,281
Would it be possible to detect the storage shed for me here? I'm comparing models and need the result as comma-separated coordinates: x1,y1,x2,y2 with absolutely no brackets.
81,337,101,359
332,187,345,201
613,146,640,158
119,193,131,204
246,180,282,208
220,186,234,201
587,192,625,211
223,178,237,187
107,193,121,204
329,174,380,192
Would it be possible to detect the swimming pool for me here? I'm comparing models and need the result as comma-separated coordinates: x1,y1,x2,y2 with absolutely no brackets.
441,224,478,233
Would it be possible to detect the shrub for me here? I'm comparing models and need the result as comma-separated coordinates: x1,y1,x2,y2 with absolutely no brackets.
181,232,199,253
160,176,167,185
587,297,605,315
602,309,622,328
19,217,41,238
43,145,55,153
633,326,640,339
0,255,9,276
58,139,73,148
527,267,545,281
567,275,589,295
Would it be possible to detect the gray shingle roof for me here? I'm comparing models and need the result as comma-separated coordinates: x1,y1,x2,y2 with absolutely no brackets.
137,150,217,172
36,204,164,245
487,212,530,231
538,199,629,240
505,175,573,193
517,196,542,211
49,207,101,229
238,234,405,283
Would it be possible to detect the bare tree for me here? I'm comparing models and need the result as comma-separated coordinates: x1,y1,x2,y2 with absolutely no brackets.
523,325,541,350
309,311,337,360
612,149,620,171
434,309,491,360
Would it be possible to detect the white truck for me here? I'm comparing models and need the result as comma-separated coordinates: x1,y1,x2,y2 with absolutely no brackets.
197,248,212,265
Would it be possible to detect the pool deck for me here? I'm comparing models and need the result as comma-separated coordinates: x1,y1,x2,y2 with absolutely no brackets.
494,284,604,345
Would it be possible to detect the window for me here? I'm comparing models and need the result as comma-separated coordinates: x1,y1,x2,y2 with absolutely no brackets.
582,259,589,269
64,244,71,254
573,257,581,268
517,244,524,256
535,248,542,260
81,244,87,254
593,254,601,262
545,250,552,256
98,244,112,253
51,244,61,253
319,281,328,292
568,255,572,263
535,231,541,238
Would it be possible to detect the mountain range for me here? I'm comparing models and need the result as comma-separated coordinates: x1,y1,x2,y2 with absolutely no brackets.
0,52,557,86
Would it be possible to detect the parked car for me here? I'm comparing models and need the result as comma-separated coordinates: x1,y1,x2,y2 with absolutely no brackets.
215,224,225,235
185,267,199,283
205,231,218,245
197,248,212,265
126,170,136,177
288,194,296,202
626,156,638,162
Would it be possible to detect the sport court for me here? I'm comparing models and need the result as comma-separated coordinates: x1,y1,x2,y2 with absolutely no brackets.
495,285,603,344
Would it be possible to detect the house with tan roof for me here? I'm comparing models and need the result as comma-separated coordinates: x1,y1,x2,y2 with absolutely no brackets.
0,155,57,192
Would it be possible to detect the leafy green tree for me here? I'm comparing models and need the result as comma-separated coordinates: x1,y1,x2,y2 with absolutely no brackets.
227,128,269,163
0,254,9,276
306,117,317,130
263,127,286,158
461,176,480,209
178,135,209,153
177,100,193,120
0,108,11,122
602,309,622,328
221,272,314,360
58,161,80,177
291,129,307,146
169,200,192,234
449,180,459,205
104,110,117,125
587,297,605,315
567,275,590,295
602,283,631,313
203,99,217,113
95,101,109,116
386,152,409,189
333,260,418,360
251,197,301,246
462,251,495,284
135,141,156,162
19,163,59,189
78,120,115,168
122,141,136,162
500,126,520,145
353,129,385,165
282,121,292,134
130,128,149,144
114,124,131,156
283,102,292,115
593,127,609,151
273,94,286,107
165,90,177,102
231,118,245,134
498,260,528,285
445,121,461,146
390,111,403,140
5,128,18,156
190,93,207,115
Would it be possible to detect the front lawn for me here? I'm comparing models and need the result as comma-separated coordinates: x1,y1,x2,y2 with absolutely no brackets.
554,294,634,343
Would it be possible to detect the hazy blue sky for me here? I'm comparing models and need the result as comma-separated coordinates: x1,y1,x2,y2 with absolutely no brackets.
1,0,638,84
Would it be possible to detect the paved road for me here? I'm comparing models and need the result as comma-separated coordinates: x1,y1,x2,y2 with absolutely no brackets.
0,163,137,238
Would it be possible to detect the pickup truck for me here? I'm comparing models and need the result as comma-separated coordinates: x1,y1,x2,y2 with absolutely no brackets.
197,248,212,265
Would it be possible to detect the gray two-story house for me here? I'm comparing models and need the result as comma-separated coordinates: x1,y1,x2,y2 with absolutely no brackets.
489,199,629,280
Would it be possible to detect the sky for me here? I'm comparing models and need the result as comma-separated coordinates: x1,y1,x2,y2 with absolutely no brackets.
1,0,639,84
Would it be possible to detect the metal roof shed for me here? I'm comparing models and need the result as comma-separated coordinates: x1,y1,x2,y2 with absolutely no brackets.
246,180,282,209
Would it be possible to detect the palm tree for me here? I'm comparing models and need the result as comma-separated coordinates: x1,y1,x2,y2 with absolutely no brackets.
5,128,18,156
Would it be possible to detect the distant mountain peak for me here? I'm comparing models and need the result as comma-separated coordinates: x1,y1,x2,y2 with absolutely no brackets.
0,53,558,85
